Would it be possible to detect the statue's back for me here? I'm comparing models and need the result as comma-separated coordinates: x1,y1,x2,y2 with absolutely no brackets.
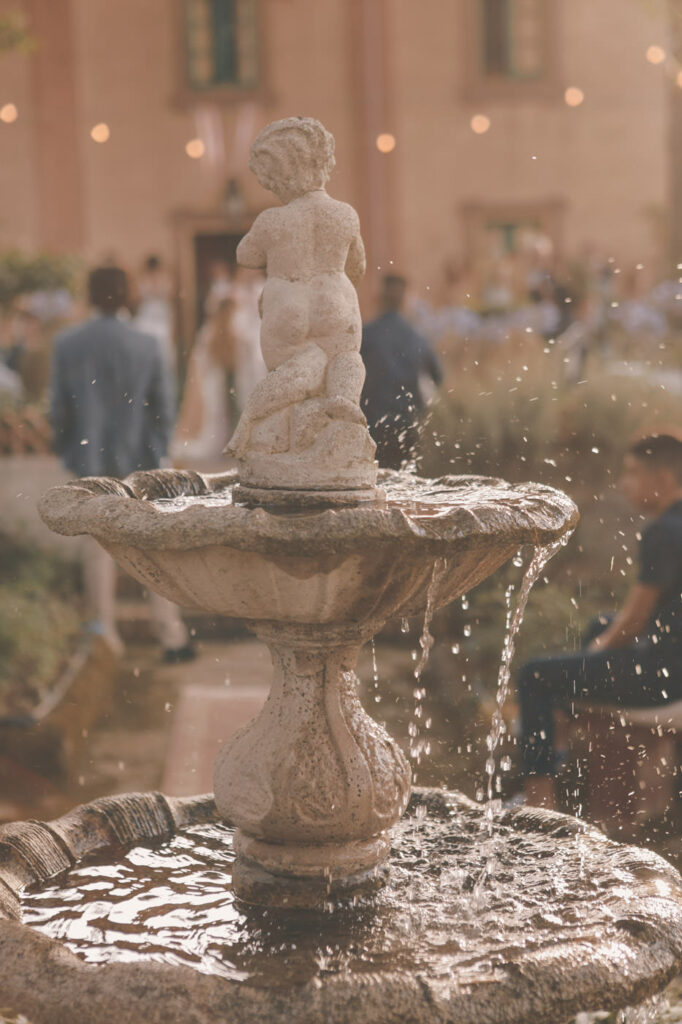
264,192,358,283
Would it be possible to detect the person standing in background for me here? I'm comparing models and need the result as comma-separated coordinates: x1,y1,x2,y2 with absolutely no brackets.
133,255,177,374
50,265,194,663
361,274,442,469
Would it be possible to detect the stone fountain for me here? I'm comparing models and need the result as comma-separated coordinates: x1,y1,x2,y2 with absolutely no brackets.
1,118,682,1024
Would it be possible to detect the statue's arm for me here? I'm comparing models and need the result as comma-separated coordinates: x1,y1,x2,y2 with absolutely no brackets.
237,214,268,270
345,211,366,288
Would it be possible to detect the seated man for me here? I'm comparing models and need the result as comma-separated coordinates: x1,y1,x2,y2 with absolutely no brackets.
518,434,682,808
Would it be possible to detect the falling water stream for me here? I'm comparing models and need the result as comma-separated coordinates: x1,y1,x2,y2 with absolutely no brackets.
408,558,448,762
483,538,566,822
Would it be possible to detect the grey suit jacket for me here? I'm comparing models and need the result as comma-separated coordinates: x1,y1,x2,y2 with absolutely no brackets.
50,315,176,479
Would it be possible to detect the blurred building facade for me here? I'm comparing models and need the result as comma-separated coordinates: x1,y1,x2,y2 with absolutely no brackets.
0,0,672,342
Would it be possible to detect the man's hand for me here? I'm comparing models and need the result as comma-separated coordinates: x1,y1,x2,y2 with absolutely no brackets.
587,583,661,651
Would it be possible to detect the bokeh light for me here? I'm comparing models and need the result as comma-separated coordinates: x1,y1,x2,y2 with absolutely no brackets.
90,122,110,143
470,114,491,135
646,45,666,65
376,133,396,154
185,138,206,159
0,103,18,123
564,87,585,107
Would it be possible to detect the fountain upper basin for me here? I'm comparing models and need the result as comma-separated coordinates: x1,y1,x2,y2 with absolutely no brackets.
38,468,578,629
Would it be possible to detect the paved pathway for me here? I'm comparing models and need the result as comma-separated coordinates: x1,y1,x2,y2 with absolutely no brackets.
161,640,270,795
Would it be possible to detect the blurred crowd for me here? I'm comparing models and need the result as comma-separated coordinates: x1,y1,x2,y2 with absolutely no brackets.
2,238,682,459
0,254,267,464
410,243,682,368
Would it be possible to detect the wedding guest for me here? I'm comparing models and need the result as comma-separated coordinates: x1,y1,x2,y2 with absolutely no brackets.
50,265,194,662
519,434,682,808
361,274,442,469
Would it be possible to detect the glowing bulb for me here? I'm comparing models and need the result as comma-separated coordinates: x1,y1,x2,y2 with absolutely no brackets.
470,114,491,135
185,138,205,159
564,86,584,107
376,133,396,154
90,122,110,143
646,45,665,65
0,103,18,123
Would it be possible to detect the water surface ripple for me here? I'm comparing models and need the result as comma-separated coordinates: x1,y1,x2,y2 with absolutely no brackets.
21,798,679,990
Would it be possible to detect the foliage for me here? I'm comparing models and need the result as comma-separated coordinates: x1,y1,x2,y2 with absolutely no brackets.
0,13,34,55
0,250,80,309
419,334,563,478
418,335,682,481
0,533,80,715
558,354,681,459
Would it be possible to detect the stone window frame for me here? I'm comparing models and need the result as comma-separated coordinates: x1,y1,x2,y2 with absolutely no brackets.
460,199,567,263
461,0,563,103
172,0,270,108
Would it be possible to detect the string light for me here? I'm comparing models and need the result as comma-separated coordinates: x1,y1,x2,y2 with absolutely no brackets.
564,87,585,107
376,133,396,153
646,45,666,65
90,122,110,143
470,114,491,135
185,138,205,159
0,103,18,123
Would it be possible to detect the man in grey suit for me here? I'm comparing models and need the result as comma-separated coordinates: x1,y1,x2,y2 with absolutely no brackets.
50,265,194,661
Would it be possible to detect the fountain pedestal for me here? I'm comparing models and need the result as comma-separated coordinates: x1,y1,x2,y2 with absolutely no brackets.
214,623,410,905
37,464,579,909
34,118,581,911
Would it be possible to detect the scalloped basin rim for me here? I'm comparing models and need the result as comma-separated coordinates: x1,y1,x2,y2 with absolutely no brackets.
3,790,682,1024
38,467,579,557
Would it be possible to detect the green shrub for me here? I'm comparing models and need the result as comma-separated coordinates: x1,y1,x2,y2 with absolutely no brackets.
0,250,79,309
419,337,681,482
0,534,80,715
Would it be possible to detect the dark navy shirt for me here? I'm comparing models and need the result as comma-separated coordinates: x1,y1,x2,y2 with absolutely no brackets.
360,311,442,432
638,499,682,666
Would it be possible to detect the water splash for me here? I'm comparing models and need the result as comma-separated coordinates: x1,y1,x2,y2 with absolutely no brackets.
483,538,566,830
575,994,666,1024
370,637,381,704
21,797,678,1018
408,559,447,762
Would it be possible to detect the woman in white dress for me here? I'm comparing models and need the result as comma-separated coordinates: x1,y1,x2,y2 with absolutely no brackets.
172,298,236,467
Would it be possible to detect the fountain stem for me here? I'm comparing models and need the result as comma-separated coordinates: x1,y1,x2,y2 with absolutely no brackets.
213,623,411,907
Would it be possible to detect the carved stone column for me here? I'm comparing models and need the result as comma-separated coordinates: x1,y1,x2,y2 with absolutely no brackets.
213,622,411,906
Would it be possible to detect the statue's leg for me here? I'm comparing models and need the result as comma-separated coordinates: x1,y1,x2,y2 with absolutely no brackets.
226,343,327,457
323,351,367,422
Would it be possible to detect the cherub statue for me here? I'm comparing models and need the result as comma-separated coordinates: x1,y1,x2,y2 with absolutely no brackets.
226,117,377,492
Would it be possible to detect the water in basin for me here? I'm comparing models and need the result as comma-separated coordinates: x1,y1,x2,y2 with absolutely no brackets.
21,797,672,990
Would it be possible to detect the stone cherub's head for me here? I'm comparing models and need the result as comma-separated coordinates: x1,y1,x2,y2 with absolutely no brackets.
249,117,336,203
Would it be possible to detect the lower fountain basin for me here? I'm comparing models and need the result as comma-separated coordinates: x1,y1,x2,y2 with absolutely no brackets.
2,790,682,1024
38,468,578,629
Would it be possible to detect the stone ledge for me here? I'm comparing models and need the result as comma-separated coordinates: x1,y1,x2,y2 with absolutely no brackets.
0,790,681,1024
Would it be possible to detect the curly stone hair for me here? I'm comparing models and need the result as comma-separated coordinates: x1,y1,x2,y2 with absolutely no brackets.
249,116,336,198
